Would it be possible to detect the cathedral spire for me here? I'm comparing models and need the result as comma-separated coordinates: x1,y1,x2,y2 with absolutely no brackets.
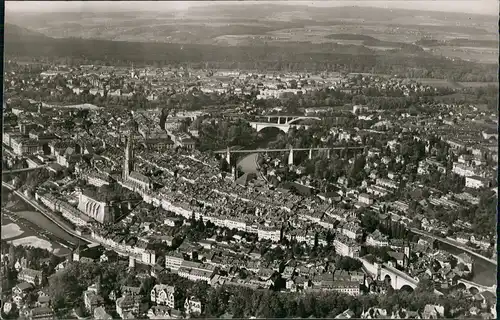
123,133,134,181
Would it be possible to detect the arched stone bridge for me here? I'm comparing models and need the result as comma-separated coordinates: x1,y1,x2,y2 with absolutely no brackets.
379,264,419,291
359,257,443,294
255,115,322,124
456,279,496,294
249,116,322,133
249,121,310,133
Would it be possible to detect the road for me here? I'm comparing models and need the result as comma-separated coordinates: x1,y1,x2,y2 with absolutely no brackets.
410,228,497,265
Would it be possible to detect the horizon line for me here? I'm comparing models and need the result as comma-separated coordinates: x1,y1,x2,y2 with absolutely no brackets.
5,1,499,17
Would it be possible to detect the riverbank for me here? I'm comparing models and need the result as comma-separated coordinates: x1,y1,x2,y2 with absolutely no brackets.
409,229,496,286
2,187,77,255
1,213,71,256
2,183,88,245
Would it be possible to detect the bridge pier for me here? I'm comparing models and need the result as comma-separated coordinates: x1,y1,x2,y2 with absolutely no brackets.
288,147,294,166
226,148,231,165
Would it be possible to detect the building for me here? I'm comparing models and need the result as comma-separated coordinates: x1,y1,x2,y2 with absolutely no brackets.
85,171,111,187
123,135,152,192
465,176,489,189
116,293,143,318
358,193,374,206
29,307,55,320
141,249,156,265
366,230,389,247
257,227,282,242
150,284,175,307
319,280,360,296
376,178,398,189
452,163,477,177
341,222,362,240
18,268,43,286
334,235,360,258
184,296,202,315
165,253,184,271
11,137,42,155
77,190,113,224
12,282,34,298
83,283,105,313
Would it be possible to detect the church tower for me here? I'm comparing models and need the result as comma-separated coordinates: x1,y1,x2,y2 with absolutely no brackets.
123,134,134,181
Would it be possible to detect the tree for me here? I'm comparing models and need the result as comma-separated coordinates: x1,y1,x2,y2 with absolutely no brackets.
361,211,380,233
337,256,363,271
8,245,15,268
297,299,308,318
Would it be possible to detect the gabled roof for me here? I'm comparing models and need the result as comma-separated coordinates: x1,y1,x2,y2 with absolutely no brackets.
15,282,34,291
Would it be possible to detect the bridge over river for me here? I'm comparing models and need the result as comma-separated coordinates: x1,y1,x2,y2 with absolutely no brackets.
215,146,366,166
359,257,443,295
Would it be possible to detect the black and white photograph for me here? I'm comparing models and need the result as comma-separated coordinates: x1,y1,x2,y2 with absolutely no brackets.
1,1,498,319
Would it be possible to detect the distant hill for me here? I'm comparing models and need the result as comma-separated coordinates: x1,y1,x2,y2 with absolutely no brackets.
5,5,496,43
187,4,497,24
416,38,499,48
4,23,497,82
325,34,376,41
4,23,50,41
325,34,409,48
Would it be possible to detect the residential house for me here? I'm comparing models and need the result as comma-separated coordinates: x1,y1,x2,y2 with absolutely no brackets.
361,307,388,319
94,306,113,320
387,251,406,268
13,282,34,298
29,307,54,320
147,306,173,319
422,304,444,319
366,230,389,247
150,284,175,308
36,295,51,308
465,176,489,189
358,193,374,206
18,268,43,286
83,283,105,313
341,221,362,239
334,235,361,258
184,296,202,315
116,293,144,319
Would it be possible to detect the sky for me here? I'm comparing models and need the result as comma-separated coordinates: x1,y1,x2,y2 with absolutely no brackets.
5,0,498,16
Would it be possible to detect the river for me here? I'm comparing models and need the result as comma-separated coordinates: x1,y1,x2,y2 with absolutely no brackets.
237,153,259,174
3,147,497,287
233,131,498,288
1,187,74,256
437,240,497,287
236,129,283,174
